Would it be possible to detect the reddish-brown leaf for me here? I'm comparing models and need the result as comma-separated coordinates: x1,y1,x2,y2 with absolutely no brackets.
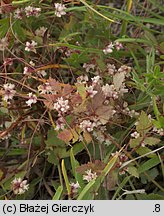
76,160,106,176
57,129,73,143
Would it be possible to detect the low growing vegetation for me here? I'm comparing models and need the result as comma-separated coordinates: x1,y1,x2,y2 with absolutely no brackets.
0,0,163,200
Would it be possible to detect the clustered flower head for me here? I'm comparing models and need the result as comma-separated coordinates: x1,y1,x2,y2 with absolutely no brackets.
25,40,37,53
3,58,13,66
11,177,29,195
91,75,101,86
55,117,66,131
153,127,164,136
83,169,97,182
38,82,52,94
131,131,140,139
103,42,114,54
23,66,31,75
102,84,118,99
3,83,16,102
54,3,66,17
83,63,95,72
26,93,37,106
112,151,129,175
54,97,69,115
70,182,80,194
123,102,139,118
103,41,123,54
107,63,116,75
86,85,98,98
24,6,41,17
77,75,89,84
79,120,96,132
14,8,24,19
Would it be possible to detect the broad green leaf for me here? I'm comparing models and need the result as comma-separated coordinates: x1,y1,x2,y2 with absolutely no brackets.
75,83,87,100
136,111,152,135
127,166,139,178
136,146,156,158
144,137,160,146
0,18,9,38
130,137,143,148
138,156,161,173
45,129,66,148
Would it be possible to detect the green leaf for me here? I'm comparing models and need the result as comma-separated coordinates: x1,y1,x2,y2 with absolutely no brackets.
45,129,66,148
0,18,9,38
75,83,87,100
127,166,139,178
136,146,156,158
61,159,71,196
13,21,26,41
136,111,152,135
138,156,161,173
77,180,95,200
52,186,63,200
130,137,143,148
144,137,160,146
138,193,164,200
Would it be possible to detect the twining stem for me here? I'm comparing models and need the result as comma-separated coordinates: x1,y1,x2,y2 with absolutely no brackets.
79,0,115,23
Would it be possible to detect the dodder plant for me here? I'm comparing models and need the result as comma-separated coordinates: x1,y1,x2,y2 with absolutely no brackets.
0,0,163,200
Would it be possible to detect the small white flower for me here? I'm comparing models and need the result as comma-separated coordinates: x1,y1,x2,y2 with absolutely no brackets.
3,83,16,101
55,117,65,131
54,97,69,114
26,93,37,106
25,40,37,53
0,37,8,51
103,43,114,54
11,177,29,195
153,127,164,136
70,182,80,194
131,131,140,139
102,84,118,99
76,75,89,84
114,41,123,50
83,63,95,73
54,3,66,17
79,120,96,132
1,133,11,140
91,76,101,85
25,6,41,17
23,66,31,75
3,58,13,66
86,85,98,98
37,70,47,77
38,83,52,94
14,8,24,19
107,63,116,75
83,169,97,182
29,61,35,66
118,65,131,74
